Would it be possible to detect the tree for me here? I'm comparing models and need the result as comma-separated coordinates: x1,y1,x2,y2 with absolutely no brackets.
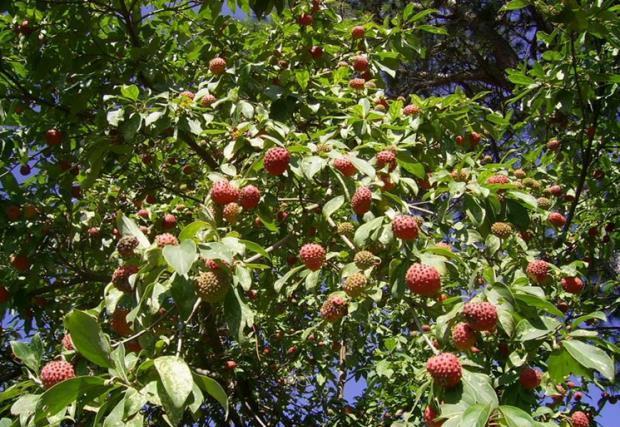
0,1,618,426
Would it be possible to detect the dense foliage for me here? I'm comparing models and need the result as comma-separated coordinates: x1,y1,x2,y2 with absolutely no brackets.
0,1,619,426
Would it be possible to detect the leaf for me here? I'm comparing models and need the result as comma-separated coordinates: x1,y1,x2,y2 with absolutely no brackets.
301,156,325,179
36,376,108,421
234,265,252,291
462,371,498,408
179,221,212,241
322,196,344,219
547,348,589,382
224,287,254,343
354,216,385,247
154,356,194,409
163,239,197,277
119,214,150,248
10,334,43,372
107,109,124,127
507,191,538,209
514,291,563,316
349,157,375,178
237,100,254,119
64,310,113,368
571,311,607,329
120,84,139,100
563,340,615,380
459,403,492,427
193,374,228,413
498,405,537,427
274,265,304,293
503,0,529,11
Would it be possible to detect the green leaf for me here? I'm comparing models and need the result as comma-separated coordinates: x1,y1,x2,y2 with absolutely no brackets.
503,0,529,11
193,374,228,413
179,221,212,241
563,340,615,380
322,195,344,219
36,376,108,421
514,291,563,316
498,405,537,427
571,311,607,329
547,348,589,382
64,310,113,368
234,265,252,291
274,265,304,293
237,100,254,119
224,287,254,343
462,371,498,408
120,84,139,100
459,403,492,427
163,239,197,277
350,157,375,178
154,356,194,409
10,334,43,372
354,216,385,247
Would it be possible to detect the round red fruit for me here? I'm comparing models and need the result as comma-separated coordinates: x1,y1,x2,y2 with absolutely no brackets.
426,352,462,388
571,411,589,427
40,360,75,389
334,157,357,177
349,78,366,90
211,180,240,205
462,301,498,332
351,25,365,39
352,55,369,72
264,147,290,176
406,263,441,297
239,185,260,209
209,57,227,75
376,150,396,171
548,212,566,228
351,186,372,215
45,128,63,146
299,243,326,271
561,276,584,294
392,215,419,241
298,13,313,26
451,322,476,351
519,366,542,390
162,213,177,229
526,260,552,284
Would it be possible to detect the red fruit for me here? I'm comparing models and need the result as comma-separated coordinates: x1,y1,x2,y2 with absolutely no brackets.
111,265,139,293
519,366,542,390
451,322,476,351
574,391,584,401
349,78,366,90
179,90,195,100
264,147,290,176
403,104,420,116
286,255,297,266
87,227,100,238
11,254,30,272
6,205,22,221
376,150,396,171
162,213,177,229
137,209,150,219
406,263,441,297
45,128,62,146
155,233,179,248
392,215,419,240
225,360,238,370
469,131,481,145
571,411,589,427
0,286,9,303
320,294,348,322
546,139,560,151
211,180,240,205
201,94,216,107
426,352,462,388
40,360,75,389
462,301,498,332
455,135,464,145
299,243,326,271
557,300,569,313
125,340,141,353
62,334,74,351
223,202,241,224
239,185,260,209
351,186,372,215
110,308,132,337
561,276,584,294
548,212,566,228
298,13,313,26
182,164,193,175
333,157,357,177
526,260,552,284
351,25,365,39
548,185,562,196
20,164,31,175
17,20,33,36
486,174,510,184
209,57,227,75
309,45,323,59
352,55,369,72
424,406,443,427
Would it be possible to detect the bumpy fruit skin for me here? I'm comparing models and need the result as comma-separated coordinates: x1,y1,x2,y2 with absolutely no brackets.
264,147,290,175
406,263,441,296
351,25,365,39
110,308,132,336
424,406,443,427
111,265,139,293
223,202,241,224
162,213,177,229
299,243,326,271
519,366,542,389
45,128,63,146
354,250,375,269
211,180,240,205
179,90,195,100
352,55,369,72
547,184,562,196
486,174,510,185
349,78,366,90
392,215,419,240
201,94,216,107
463,301,498,331
209,57,227,75
426,353,462,388
320,294,348,322
11,254,30,272
513,168,526,179
116,235,139,258
334,157,357,177
537,197,551,210
561,276,584,294
40,360,75,389
352,186,372,215
548,212,566,228
155,233,179,248
239,185,260,209
337,222,355,235
196,271,229,303
571,411,589,427
376,150,397,171
343,273,367,297
403,104,420,116
62,334,74,351
451,322,476,351
546,138,561,151
491,222,512,238
526,260,551,284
